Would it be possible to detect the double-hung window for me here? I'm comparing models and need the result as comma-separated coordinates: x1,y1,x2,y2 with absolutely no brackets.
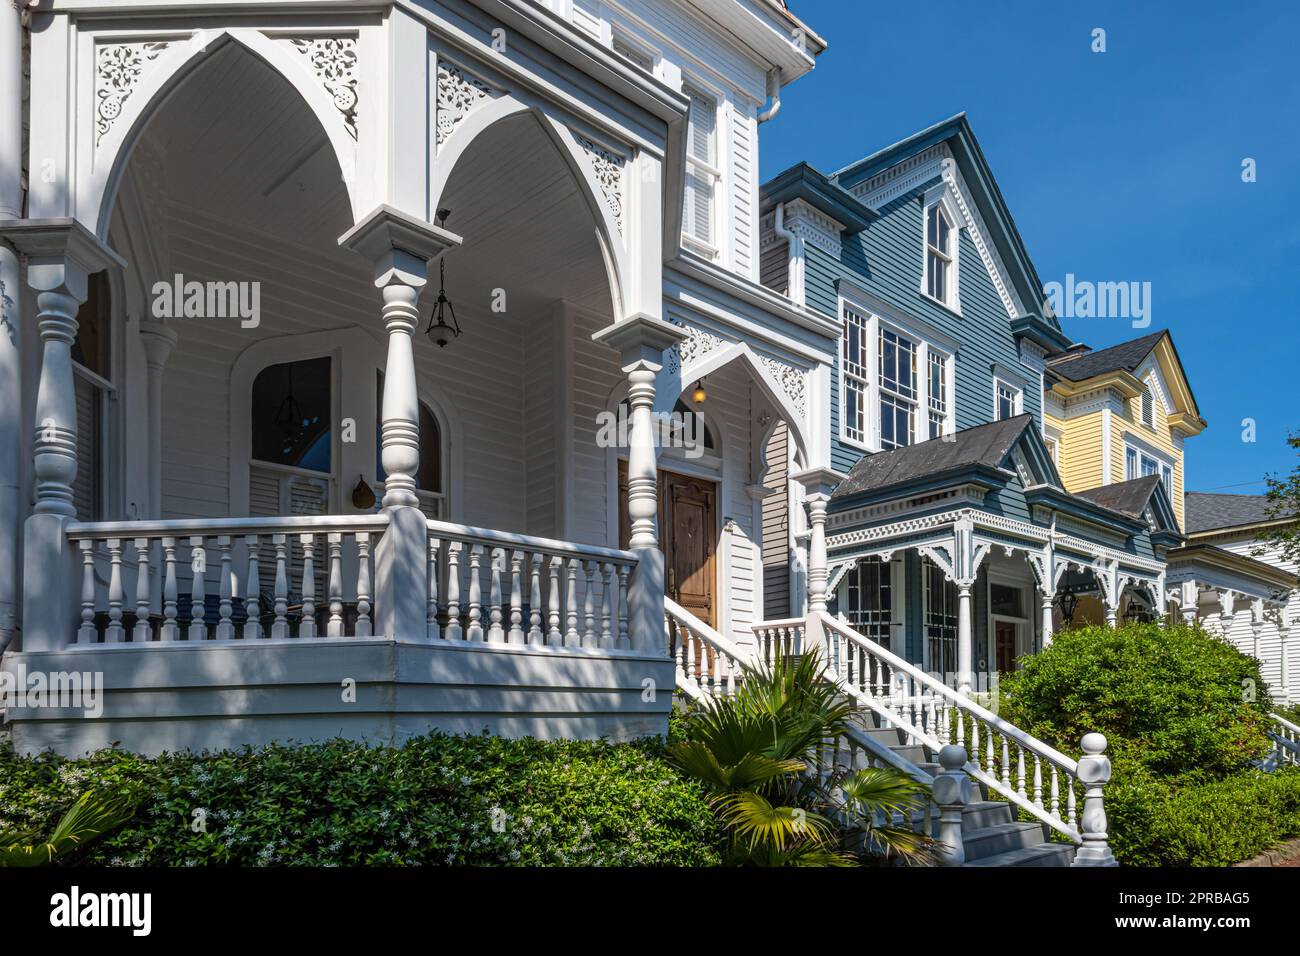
844,557,893,649
927,351,948,439
878,328,917,450
995,378,1021,420
842,307,870,445
925,203,953,303
682,85,718,250
1125,444,1172,493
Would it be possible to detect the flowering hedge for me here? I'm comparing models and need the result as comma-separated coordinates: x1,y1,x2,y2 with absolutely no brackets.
0,730,722,866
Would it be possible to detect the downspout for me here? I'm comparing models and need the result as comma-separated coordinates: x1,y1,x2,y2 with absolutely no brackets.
756,68,782,124
0,0,27,654
773,202,805,306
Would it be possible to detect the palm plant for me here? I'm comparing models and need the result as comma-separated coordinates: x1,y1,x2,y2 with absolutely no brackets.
0,790,135,866
670,649,934,866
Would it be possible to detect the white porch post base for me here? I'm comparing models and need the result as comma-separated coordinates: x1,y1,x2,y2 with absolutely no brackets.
374,506,429,640
20,513,80,652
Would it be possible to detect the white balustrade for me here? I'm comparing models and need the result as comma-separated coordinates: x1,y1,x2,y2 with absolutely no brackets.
424,519,636,650
65,515,389,645
1271,713,1300,768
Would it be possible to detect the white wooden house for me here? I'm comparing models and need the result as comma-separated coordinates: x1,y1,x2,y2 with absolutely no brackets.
0,0,837,756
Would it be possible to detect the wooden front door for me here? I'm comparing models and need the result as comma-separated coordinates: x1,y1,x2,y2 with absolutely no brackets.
618,463,718,628
994,620,1019,672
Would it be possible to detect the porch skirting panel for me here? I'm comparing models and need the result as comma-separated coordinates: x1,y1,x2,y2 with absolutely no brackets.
2,640,673,758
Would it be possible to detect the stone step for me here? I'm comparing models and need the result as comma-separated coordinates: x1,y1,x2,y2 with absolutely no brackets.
960,821,1046,861
963,842,1076,867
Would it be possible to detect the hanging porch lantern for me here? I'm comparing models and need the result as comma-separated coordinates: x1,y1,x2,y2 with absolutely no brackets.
424,209,462,348
692,379,707,404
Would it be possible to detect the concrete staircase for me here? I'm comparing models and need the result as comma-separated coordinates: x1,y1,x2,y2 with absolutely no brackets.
857,722,1076,867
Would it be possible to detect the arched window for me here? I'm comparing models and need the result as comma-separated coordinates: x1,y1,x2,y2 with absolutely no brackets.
249,356,332,516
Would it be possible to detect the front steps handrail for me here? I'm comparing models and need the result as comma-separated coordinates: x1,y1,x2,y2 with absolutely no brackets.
1270,713,1300,768
816,612,1085,844
663,598,933,786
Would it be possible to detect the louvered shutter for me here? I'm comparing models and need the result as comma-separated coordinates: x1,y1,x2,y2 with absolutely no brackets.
72,375,99,521
683,88,716,244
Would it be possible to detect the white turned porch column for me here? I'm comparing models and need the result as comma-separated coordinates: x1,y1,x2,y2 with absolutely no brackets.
952,516,981,695
792,467,844,664
593,314,685,653
340,206,460,639
1178,579,1199,626
0,3,19,651
1039,588,1054,649
1251,598,1265,661
3,221,123,652
1279,615,1293,704
138,321,177,519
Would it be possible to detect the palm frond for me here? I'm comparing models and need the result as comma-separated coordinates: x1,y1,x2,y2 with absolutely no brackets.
0,790,135,867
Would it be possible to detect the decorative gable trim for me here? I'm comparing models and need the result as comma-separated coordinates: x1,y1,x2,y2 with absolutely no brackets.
848,143,1024,321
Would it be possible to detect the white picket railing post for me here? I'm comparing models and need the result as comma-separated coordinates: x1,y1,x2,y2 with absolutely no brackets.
1072,732,1117,866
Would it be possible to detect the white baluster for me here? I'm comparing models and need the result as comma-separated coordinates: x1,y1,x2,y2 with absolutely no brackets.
77,540,96,644
583,560,596,648
1049,766,1061,820
547,556,562,646
1067,778,1078,831
215,535,234,640
327,533,344,637
1032,755,1044,809
488,547,504,641
673,621,686,687
509,550,524,643
105,538,124,643
298,533,317,638
133,537,152,642
565,557,579,647
467,544,483,641
243,535,262,639
271,533,289,639
1000,736,1012,791
528,552,543,645
188,536,207,641
445,541,462,640
355,532,372,638
617,564,630,650
161,537,179,642
427,537,441,640
1016,748,1027,802
600,562,614,650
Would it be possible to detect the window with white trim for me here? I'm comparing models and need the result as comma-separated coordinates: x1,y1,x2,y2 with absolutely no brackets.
844,557,892,648
995,378,1022,420
842,306,869,445
1125,443,1172,493
927,350,948,439
925,202,953,304
1044,435,1059,464
682,85,718,249
879,327,917,450
924,557,958,677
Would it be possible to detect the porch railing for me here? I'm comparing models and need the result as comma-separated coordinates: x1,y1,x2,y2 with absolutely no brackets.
807,612,1087,845
66,515,390,645
426,519,636,649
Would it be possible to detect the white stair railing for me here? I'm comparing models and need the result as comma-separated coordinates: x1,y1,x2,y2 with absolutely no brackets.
1270,713,1300,768
806,611,1090,845
664,599,935,788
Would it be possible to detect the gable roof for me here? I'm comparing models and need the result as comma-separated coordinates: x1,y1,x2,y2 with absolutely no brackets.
830,415,1034,502
1046,331,1166,381
1185,492,1296,534
1074,475,1164,519
827,112,1056,336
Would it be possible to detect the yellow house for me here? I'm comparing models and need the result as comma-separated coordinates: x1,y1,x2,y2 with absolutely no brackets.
1043,330,1206,530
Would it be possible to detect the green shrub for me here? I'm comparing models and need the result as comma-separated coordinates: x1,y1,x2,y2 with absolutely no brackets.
1107,767,1300,866
0,732,723,866
999,622,1272,778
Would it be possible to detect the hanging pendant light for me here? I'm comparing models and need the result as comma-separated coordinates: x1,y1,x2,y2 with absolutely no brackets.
274,363,307,454
692,379,707,404
425,208,462,348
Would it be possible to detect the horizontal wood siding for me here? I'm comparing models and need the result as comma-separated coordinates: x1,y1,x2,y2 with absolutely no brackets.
1048,409,1104,494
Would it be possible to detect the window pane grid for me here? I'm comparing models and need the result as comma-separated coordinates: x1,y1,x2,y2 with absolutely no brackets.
842,308,870,444
924,558,958,678
845,557,892,646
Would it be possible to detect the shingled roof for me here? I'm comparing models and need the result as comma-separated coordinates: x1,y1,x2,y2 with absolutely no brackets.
1074,475,1163,519
1185,492,1294,533
830,415,1033,501
1046,330,1167,381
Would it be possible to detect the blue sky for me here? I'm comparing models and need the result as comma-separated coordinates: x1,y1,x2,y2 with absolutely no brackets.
759,0,1300,494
